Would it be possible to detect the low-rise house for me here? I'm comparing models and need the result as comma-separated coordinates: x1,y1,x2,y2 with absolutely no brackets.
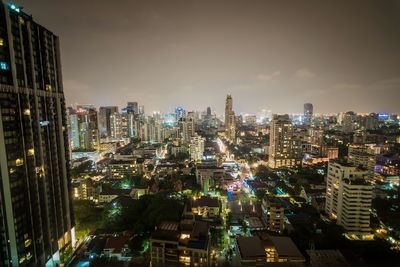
150,220,211,266
236,235,305,266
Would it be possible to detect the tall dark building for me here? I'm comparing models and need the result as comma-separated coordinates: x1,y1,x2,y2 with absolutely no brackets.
224,94,235,142
304,102,313,126
0,2,74,266
126,101,138,114
99,106,118,138
206,106,211,117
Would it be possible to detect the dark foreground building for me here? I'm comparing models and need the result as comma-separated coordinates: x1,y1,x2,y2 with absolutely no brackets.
0,2,74,266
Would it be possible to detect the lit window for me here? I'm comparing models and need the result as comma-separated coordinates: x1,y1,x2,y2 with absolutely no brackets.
0,38,4,46
27,148,34,156
23,109,30,116
0,62,8,70
9,4,20,12
24,239,32,247
16,158,24,166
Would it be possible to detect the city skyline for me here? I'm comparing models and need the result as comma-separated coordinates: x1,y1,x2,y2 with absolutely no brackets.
2,2,400,266
15,0,400,114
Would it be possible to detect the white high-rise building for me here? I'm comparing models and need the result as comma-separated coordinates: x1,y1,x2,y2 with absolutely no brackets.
348,145,376,178
325,161,373,239
68,113,80,149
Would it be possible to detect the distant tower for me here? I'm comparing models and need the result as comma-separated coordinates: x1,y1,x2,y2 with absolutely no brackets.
126,102,138,114
304,103,313,126
175,106,185,120
206,107,211,117
225,95,236,142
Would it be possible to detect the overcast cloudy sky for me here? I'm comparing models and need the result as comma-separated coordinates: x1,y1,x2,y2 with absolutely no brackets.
17,0,400,114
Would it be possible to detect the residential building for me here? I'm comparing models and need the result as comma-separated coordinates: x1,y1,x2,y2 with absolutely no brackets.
150,221,211,266
0,3,74,265
325,161,373,238
236,236,305,266
72,179,97,201
108,160,137,179
189,134,205,161
268,114,302,168
261,197,285,232
185,196,220,219
179,116,195,143
348,144,376,178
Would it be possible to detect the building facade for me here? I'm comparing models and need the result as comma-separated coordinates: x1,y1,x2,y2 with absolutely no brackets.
304,103,313,126
99,106,118,138
224,94,236,143
325,161,373,238
0,3,74,266
268,114,302,169
261,197,285,232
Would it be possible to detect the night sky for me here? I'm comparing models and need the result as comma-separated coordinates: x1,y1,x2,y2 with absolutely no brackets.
16,0,400,114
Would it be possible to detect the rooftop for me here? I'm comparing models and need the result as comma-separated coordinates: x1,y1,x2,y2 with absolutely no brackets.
191,196,219,208
269,236,304,259
236,236,266,259
104,235,131,253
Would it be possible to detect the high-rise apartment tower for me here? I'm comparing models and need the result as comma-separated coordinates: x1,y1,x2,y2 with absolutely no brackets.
0,2,74,266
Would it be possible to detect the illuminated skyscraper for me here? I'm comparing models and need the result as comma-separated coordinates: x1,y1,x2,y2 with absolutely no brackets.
0,3,74,266
67,105,100,151
268,114,302,168
225,94,236,142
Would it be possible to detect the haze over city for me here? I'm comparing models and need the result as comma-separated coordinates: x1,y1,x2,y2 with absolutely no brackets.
16,0,400,114
2,1,400,266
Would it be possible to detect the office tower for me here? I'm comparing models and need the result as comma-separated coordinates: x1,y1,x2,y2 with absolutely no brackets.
325,162,373,238
304,103,313,126
0,3,74,266
99,106,118,138
268,114,302,169
225,94,236,143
